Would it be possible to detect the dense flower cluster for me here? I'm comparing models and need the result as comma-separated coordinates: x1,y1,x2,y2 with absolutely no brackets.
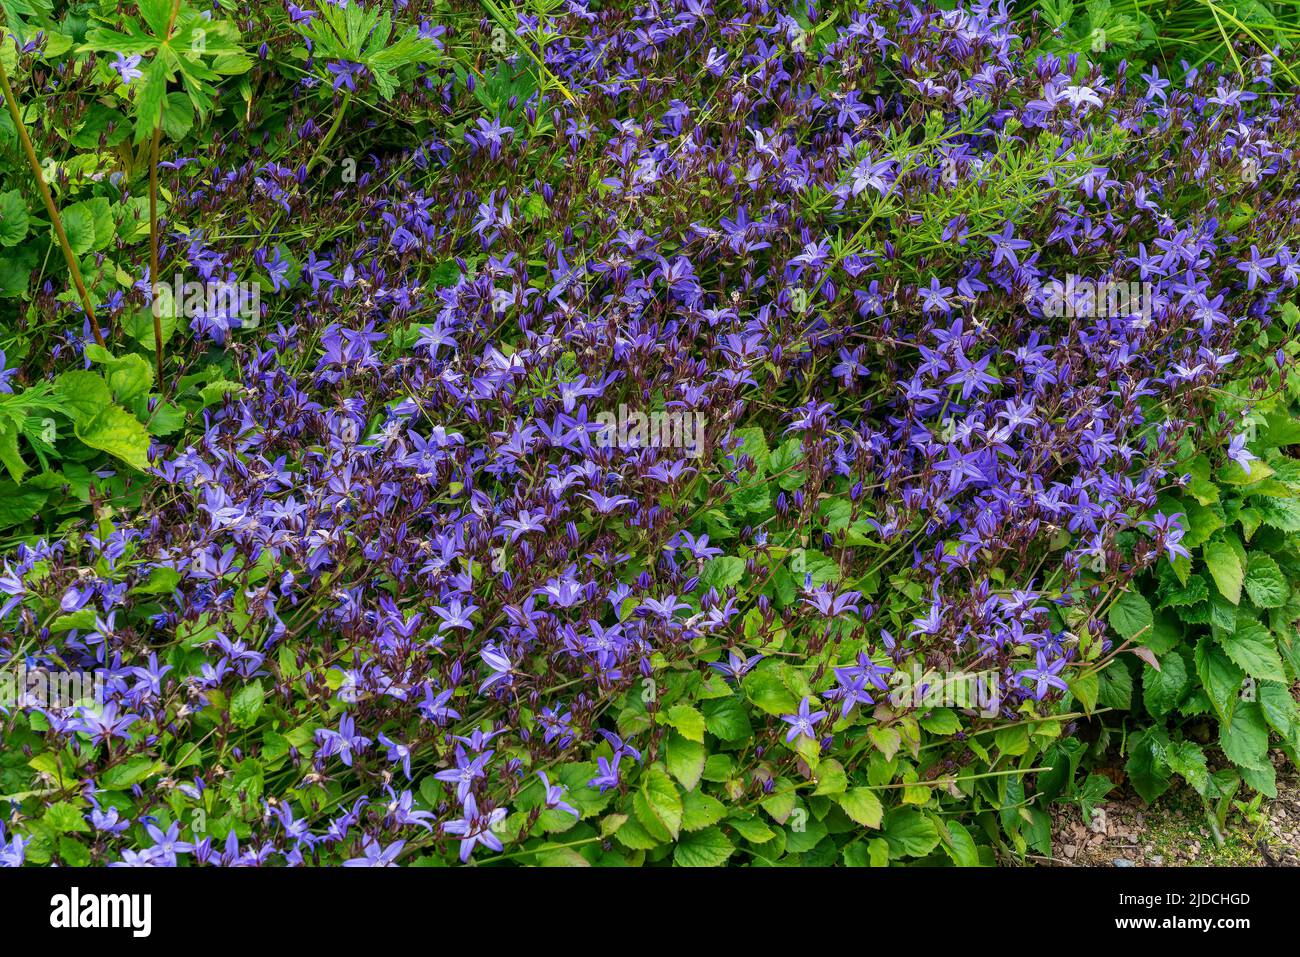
1,0,1297,866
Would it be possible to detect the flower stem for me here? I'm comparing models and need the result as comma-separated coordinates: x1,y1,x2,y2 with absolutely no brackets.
0,54,106,346
149,125,165,386
148,0,185,390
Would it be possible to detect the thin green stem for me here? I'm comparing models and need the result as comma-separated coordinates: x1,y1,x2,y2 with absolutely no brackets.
147,0,185,390
0,55,105,346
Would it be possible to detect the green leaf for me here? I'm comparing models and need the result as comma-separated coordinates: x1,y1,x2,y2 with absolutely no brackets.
58,203,95,255
698,555,744,591
1261,412,1300,448
1203,540,1243,604
812,757,847,796
134,56,170,142
728,814,775,844
672,825,733,866
1125,727,1172,804
770,437,805,490
0,480,47,529
75,404,151,469
1067,673,1099,714
161,91,194,140
882,808,940,858
131,566,181,596
54,370,114,424
138,0,173,37
843,838,889,866
1218,620,1286,682
664,703,706,742
665,732,705,791
51,609,96,633
146,400,186,436
231,679,265,729
611,816,661,851
993,723,1029,757
918,707,961,735
1142,651,1188,718
1108,589,1152,640
1259,681,1300,742
1219,702,1270,771
732,426,770,473
703,695,751,741
63,198,113,251
865,724,901,762
1254,495,1300,532
1164,740,1210,796
680,790,726,832
0,421,27,483
100,756,160,790
837,787,884,829
633,768,682,842
42,802,90,835
742,666,799,717
200,378,242,407
85,344,155,407
0,189,28,246
942,820,981,867
58,835,91,867
1195,635,1244,723
1163,574,1208,608
1097,659,1134,710
123,304,179,350
1077,773,1115,820
1243,554,1289,608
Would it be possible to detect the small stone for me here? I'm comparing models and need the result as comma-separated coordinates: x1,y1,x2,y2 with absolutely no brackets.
1113,858,1135,867
1150,855,1164,865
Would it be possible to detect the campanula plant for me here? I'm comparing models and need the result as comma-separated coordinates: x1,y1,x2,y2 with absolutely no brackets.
0,0,1296,868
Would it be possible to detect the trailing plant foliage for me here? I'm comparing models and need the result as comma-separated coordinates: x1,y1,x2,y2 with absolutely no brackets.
0,0,1297,868
1101,310,1300,812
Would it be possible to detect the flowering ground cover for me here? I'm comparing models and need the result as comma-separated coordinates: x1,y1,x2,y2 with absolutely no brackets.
0,0,1298,868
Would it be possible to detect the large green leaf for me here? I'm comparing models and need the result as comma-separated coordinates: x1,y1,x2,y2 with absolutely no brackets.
1203,540,1243,604
1164,740,1209,795
882,808,939,857
672,825,733,866
75,405,152,470
1195,635,1244,723
1243,553,1288,608
633,767,682,842
231,679,265,729
1218,701,1271,771
1108,589,1152,640
1142,651,1188,718
699,555,744,590
54,370,113,424
0,480,47,529
838,787,884,829
703,695,751,741
1218,620,1286,683
0,420,27,483
664,703,705,742
1125,727,1172,804
0,189,28,246
85,344,155,408
665,732,705,792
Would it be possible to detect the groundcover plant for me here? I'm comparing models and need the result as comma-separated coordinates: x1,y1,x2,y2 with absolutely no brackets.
0,0,1297,868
